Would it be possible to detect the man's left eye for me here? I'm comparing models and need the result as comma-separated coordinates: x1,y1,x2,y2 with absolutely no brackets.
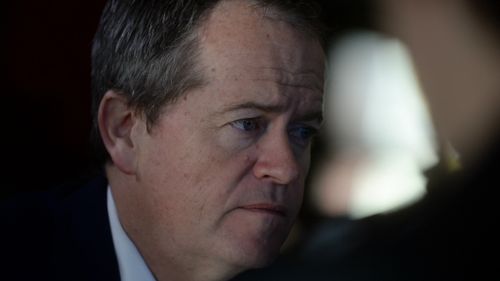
289,126,318,146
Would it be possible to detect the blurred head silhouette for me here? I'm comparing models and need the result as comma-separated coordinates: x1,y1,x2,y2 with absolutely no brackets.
379,0,500,166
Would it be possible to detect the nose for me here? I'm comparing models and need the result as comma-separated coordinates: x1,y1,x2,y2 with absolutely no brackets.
252,131,301,185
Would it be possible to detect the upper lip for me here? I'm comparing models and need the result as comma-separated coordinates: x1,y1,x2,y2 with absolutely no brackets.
239,203,288,217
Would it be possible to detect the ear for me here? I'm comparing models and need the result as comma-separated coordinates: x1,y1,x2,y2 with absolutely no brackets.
98,90,141,175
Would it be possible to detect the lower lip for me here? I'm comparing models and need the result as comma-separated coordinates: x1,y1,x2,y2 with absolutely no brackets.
238,207,286,217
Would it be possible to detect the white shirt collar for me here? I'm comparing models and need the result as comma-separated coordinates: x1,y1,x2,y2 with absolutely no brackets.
107,186,157,281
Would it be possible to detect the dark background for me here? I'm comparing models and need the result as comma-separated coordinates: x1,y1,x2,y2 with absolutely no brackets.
1,0,107,197
1,0,373,199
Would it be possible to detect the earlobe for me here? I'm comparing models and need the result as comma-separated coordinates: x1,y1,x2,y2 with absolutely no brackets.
98,90,139,175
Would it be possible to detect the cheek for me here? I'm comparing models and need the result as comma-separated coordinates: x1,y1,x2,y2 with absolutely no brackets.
148,133,252,211
289,181,306,216
134,129,207,218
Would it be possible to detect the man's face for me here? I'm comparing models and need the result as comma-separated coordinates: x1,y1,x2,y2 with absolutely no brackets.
128,0,324,271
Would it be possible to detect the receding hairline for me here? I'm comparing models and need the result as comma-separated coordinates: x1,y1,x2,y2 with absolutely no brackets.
189,0,325,82
201,0,322,41
124,0,323,122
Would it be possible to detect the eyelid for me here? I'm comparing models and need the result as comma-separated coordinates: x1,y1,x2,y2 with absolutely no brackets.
291,120,321,131
230,117,266,131
288,124,320,146
293,125,319,136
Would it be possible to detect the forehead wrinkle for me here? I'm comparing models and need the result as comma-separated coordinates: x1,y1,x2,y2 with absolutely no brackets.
252,67,324,92
215,101,289,117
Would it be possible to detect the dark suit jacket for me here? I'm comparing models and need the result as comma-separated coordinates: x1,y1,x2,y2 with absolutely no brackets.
1,175,120,281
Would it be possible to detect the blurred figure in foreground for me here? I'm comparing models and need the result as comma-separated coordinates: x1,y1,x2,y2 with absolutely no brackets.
235,0,500,280
313,31,437,219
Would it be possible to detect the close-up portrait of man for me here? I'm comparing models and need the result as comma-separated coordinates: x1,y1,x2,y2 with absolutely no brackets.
1,0,325,280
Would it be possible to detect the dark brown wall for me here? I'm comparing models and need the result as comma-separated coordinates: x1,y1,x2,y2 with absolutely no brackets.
2,0,106,197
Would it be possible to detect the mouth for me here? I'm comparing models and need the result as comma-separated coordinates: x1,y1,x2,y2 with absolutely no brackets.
238,203,288,217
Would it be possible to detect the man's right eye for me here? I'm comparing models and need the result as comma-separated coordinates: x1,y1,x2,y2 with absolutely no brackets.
231,118,263,132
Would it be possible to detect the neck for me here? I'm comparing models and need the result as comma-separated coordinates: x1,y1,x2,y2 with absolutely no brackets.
142,250,243,281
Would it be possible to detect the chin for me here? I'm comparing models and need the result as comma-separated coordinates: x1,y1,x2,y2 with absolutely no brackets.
251,254,279,269
230,249,279,271
219,211,293,270
228,233,286,270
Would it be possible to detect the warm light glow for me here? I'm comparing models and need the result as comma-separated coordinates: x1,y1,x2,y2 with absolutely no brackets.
320,32,438,218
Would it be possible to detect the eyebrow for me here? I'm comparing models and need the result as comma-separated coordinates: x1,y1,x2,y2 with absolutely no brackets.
218,101,323,124
295,110,324,124
221,101,287,114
